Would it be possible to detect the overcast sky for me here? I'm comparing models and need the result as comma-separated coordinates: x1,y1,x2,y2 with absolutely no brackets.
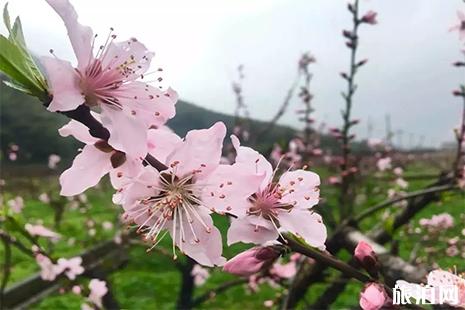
1,0,464,147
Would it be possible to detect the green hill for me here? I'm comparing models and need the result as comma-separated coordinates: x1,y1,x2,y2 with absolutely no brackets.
0,81,302,165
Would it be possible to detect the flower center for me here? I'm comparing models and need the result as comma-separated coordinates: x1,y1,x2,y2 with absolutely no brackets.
128,172,211,258
77,29,150,109
247,183,293,222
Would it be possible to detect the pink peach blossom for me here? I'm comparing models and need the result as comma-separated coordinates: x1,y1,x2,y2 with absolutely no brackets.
428,270,465,307
25,224,61,241
36,254,58,281
191,264,210,286
419,213,454,231
38,193,51,204
48,154,61,169
397,270,465,307
204,136,326,249
376,157,391,172
88,279,108,308
395,178,408,189
8,152,17,161
116,123,229,266
72,285,82,295
56,256,84,280
7,196,24,213
42,0,177,159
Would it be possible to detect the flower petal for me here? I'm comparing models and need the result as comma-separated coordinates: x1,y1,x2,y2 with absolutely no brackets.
41,56,84,112
231,135,273,190
58,119,98,144
101,105,148,158
59,145,112,196
166,122,226,178
116,166,159,207
101,38,154,81
227,217,278,246
46,0,93,69
109,157,144,190
147,128,182,163
201,164,263,217
278,170,320,209
171,207,226,267
278,210,327,249
110,82,177,128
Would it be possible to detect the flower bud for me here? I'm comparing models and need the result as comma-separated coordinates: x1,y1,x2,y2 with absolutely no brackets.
361,11,378,25
342,30,355,39
453,90,465,97
223,246,282,277
357,59,368,67
359,283,391,310
452,61,465,67
354,241,379,277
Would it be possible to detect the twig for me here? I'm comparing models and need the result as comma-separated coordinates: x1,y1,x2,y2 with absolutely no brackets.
352,184,458,222
255,73,300,141
339,0,361,218
283,235,372,284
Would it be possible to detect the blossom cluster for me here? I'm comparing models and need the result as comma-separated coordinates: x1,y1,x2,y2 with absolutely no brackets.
41,0,327,266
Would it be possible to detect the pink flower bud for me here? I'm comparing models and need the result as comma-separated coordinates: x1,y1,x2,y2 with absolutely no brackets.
223,246,281,277
361,11,378,25
354,241,379,277
359,283,391,310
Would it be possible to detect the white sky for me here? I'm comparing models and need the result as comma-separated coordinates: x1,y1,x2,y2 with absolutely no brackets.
1,0,464,147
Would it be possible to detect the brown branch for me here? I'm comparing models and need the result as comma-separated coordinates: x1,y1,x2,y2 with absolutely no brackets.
56,102,168,171
283,236,372,284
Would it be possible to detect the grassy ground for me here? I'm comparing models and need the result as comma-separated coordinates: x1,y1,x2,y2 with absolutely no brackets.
1,161,464,309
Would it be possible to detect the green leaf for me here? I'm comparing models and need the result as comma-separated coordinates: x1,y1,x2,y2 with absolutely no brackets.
0,6,48,99
0,34,43,94
11,17,26,48
3,2,11,32
3,79,32,94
